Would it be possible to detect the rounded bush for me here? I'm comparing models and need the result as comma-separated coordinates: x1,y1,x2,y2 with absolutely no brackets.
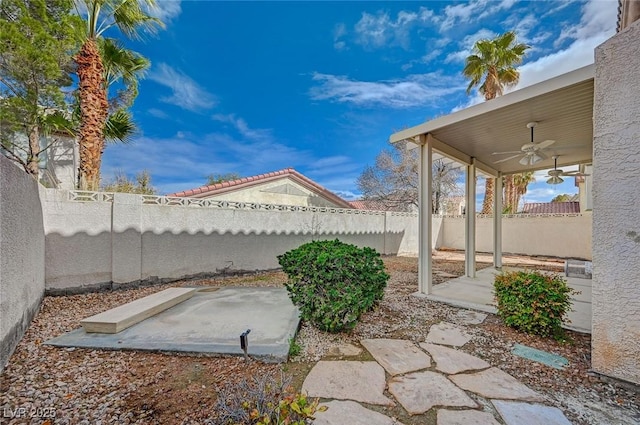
277,239,389,332
494,270,576,338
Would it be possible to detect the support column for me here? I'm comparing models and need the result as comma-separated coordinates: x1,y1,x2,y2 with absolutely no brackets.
465,160,476,277
493,172,503,268
418,135,433,294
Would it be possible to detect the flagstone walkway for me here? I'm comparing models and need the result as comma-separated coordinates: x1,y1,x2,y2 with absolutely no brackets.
304,321,573,425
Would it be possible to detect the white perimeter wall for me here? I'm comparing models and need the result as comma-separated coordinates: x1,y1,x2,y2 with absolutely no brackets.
42,190,592,291
592,20,640,385
0,156,45,372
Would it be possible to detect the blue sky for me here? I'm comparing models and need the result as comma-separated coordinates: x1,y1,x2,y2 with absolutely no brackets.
101,0,616,205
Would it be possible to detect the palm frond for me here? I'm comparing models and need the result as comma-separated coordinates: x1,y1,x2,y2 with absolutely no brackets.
104,108,136,143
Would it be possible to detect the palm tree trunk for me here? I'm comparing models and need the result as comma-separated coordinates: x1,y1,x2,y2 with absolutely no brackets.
75,38,108,190
481,178,494,214
504,175,515,213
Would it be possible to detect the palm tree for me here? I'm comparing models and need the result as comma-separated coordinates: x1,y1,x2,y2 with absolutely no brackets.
73,0,161,190
463,31,529,214
510,171,535,213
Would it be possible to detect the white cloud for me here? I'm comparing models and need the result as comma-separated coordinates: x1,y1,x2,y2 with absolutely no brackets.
309,72,465,108
147,108,169,119
212,114,272,141
444,28,497,64
353,10,419,49
555,0,617,47
147,1,182,23
333,23,347,50
149,63,217,112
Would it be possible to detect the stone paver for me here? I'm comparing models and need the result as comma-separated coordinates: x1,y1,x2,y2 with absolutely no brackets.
419,343,490,374
425,322,472,347
362,339,431,376
388,371,478,415
453,310,487,325
328,343,362,357
492,400,572,425
437,409,501,425
450,367,545,402
313,400,404,425
302,361,394,406
512,343,569,369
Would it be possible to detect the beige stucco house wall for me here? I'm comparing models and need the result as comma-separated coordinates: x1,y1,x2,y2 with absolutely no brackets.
592,18,640,385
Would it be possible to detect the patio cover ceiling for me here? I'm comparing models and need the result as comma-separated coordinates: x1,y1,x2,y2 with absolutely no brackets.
390,65,594,177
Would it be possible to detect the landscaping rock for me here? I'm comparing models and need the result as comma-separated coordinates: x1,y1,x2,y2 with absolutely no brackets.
313,400,404,425
437,409,501,425
492,400,573,425
453,310,487,325
419,343,490,374
425,322,472,347
449,367,545,402
302,361,394,406
388,371,478,415
361,339,431,376
328,343,362,357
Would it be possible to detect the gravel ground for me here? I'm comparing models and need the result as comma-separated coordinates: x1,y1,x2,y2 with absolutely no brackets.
1,253,638,424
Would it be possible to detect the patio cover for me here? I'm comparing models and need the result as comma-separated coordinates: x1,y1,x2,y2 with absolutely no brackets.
389,65,594,294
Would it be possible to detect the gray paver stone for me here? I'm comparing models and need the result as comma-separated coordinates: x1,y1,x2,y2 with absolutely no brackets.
302,361,394,406
425,322,472,347
313,400,404,425
492,400,572,425
449,367,545,402
362,339,431,376
453,310,488,325
419,343,490,374
328,343,362,357
437,409,501,425
388,371,478,415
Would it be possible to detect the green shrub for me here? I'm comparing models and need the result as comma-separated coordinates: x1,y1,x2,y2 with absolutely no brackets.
214,372,325,425
277,239,389,332
494,270,577,338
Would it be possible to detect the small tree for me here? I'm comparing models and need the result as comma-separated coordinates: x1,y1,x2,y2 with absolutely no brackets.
101,170,156,194
552,194,572,202
0,0,80,177
206,172,241,185
357,140,462,212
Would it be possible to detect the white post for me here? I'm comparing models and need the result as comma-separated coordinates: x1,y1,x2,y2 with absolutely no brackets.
493,172,503,268
465,160,476,277
418,135,433,294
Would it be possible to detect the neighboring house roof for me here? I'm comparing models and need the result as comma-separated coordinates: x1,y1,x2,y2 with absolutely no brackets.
349,199,398,211
167,168,353,209
521,201,580,214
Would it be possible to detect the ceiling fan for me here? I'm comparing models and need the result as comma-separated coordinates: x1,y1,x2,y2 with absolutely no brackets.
492,122,555,166
546,155,590,184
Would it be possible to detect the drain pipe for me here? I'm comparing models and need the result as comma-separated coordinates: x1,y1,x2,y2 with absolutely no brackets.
240,329,251,360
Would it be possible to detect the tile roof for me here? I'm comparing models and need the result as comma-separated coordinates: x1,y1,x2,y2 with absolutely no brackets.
521,201,580,214
349,199,413,212
166,168,353,209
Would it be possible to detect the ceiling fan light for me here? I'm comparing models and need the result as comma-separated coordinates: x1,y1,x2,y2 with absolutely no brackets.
547,176,564,185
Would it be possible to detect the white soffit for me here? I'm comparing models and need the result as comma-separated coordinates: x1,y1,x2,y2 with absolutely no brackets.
391,65,594,175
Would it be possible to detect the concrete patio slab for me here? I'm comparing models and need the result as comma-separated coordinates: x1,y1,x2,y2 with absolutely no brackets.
419,343,490,375
388,371,478,415
425,322,471,347
450,367,545,402
437,409,501,425
361,339,431,376
492,400,572,425
302,361,394,406
45,287,300,362
314,400,404,425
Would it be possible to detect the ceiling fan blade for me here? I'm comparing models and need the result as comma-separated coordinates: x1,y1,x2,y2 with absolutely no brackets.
536,151,548,161
492,150,523,155
562,171,591,176
536,139,556,150
493,154,522,164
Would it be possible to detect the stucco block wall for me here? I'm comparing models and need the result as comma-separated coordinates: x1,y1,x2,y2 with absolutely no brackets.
439,214,592,260
0,156,45,372
592,21,640,385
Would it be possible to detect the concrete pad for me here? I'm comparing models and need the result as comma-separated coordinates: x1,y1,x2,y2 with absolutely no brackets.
46,287,300,362
425,322,472,347
419,343,490,375
453,310,487,325
302,361,394,406
313,400,404,425
512,344,569,369
388,371,478,415
437,409,500,425
361,339,431,376
449,368,545,402
81,287,196,333
492,400,572,425
327,343,362,357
